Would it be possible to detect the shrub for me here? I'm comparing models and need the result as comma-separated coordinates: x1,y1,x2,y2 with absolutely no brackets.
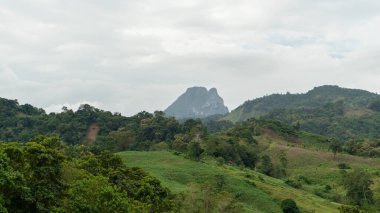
216,157,225,166
245,180,256,187
338,163,351,170
298,175,312,184
338,205,361,213
281,199,300,213
324,185,332,192
285,179,302,189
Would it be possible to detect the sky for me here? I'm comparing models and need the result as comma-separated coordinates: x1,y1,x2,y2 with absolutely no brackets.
1,0,380,116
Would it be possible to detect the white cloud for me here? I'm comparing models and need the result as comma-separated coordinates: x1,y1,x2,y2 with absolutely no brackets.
0,0,380,115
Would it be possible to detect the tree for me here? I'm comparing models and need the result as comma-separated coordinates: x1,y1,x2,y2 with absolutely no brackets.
67,176,133,213
0,151,32,212
281,199,300,213
343,169,373,206
369,99,380,112
237,146,258,169
280,151,288,167
338,205,361,213
329,138,342,160
260,155,274,176
172,134,188,153
25,137,66,212
187,141,203,161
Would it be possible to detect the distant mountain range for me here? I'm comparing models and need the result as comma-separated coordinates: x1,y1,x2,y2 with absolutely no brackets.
164,87,229,119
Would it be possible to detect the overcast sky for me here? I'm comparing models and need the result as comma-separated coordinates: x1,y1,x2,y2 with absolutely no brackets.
1,0,380,115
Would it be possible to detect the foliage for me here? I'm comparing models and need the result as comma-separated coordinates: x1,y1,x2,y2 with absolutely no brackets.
187,141,203,161
226,85,379,122
338,205,362,213
67,176,132,212
369,99,380,112
342,139,380,157
0,100,129,144
224,86,380,146
204,119,234,134
342,169,373,206
284,179,302,189
281,199,300,213
329,138,343,160
338,163,351,170
259,155,274,176
0,137,175,212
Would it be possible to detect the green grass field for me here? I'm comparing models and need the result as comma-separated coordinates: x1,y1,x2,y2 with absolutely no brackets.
118,151,342,213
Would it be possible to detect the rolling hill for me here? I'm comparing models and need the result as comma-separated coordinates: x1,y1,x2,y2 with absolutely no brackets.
224,85,379,122
223,85,380,141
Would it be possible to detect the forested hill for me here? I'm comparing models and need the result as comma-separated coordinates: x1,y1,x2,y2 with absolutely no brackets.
0,98,129,144
223,85,380,141
224,85,379,122
0,97,205,152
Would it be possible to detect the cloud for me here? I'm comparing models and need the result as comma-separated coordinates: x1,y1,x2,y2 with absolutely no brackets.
0,0,380,115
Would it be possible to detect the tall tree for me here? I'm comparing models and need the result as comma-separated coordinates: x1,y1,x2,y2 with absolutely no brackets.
260,155,274,176
187,141,203,161
329,138,342,160
343,169,373,206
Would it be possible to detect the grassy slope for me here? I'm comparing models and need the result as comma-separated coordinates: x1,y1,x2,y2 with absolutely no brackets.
118,151,341,213
257,134,380,210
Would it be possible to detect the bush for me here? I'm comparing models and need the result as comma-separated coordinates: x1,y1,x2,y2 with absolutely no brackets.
325,185,332,192
298,175,312,184
285,179,302,189
216,157,225,166
338,163,351,170
338,205,361,213
245,180,256,187
281,199,300,213
187,141,203,161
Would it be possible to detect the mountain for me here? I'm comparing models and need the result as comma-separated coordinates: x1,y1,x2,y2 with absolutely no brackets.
224,85,379,122
165,87,229,119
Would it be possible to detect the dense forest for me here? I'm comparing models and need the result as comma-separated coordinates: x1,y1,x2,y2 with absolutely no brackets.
0,136,175,212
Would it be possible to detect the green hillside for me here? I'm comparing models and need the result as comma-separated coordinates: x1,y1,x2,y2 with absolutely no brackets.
223,85,380,142
118,151,342,213
224,85,379,122
264,101,380,141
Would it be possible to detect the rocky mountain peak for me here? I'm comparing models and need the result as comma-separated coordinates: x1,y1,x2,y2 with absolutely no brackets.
164,87,229,119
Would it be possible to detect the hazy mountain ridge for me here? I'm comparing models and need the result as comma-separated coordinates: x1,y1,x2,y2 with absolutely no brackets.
165,87,229,119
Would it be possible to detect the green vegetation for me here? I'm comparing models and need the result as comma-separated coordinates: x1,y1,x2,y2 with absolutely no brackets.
222,86,380,158
2,90,380,212
343,169,373,206
281,199,300,213
118,151,341,212
0,98,129,144
0,136,175,212
225,85,379,122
